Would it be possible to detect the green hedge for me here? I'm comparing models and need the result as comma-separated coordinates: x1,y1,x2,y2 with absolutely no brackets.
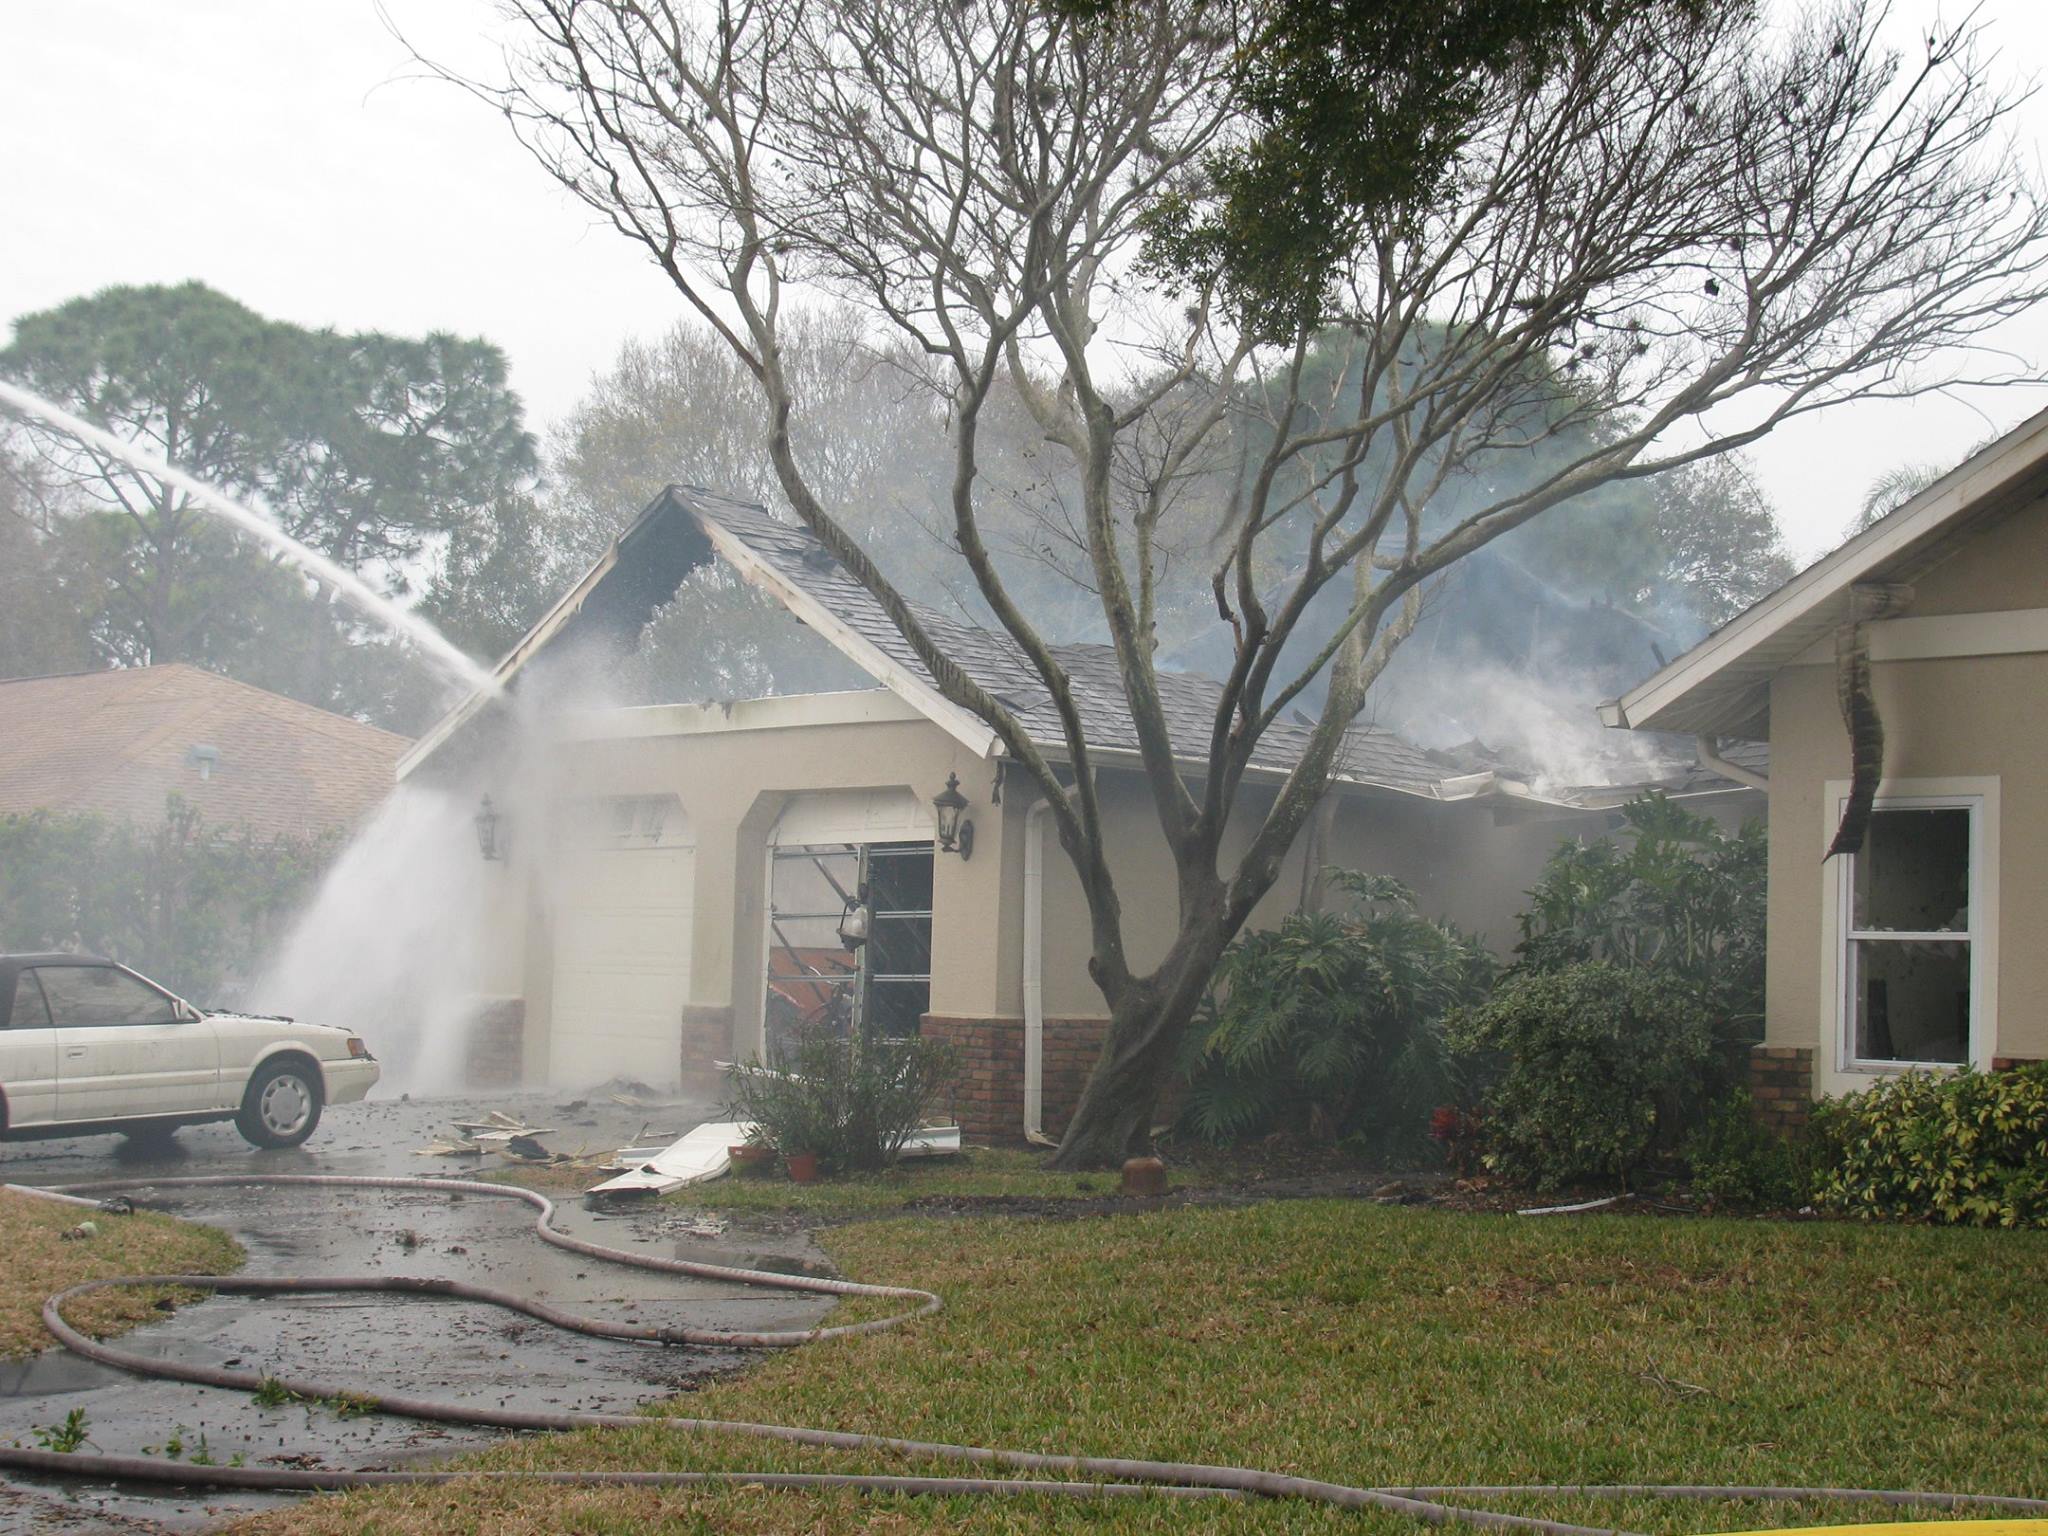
1445,960,1713,1188
1811,1065,2048,1229
0,797,332,1005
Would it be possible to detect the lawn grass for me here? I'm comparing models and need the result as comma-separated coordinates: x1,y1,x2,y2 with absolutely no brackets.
228,1198,2048,1535
496,1142,1387,1211
0,1189,241,1357
486,1145,1122,1206
699,1146,1117,1213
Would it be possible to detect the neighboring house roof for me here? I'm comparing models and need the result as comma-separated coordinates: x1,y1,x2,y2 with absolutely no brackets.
1602,404,2048,740
404,485,1745,806
0,664,408,840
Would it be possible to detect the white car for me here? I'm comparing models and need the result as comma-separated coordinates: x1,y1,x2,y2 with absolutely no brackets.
0,954,379,1149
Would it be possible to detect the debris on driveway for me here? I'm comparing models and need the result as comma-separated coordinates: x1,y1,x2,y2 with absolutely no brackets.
586,1119,963,1200
417,1109,568,1162
587,1120,750,1199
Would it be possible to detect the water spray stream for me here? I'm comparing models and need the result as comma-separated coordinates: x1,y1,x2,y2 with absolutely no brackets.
0,379,499,698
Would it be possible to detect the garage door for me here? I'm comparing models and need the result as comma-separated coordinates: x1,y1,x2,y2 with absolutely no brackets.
548,795,694,1088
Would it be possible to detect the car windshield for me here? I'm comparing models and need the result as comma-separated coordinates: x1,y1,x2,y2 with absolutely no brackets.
32,966,181,1027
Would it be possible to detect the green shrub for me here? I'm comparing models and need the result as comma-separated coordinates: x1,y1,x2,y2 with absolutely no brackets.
1444,961,1712,1189
1516,792,1765,1063
1177,872,1493,1157
724,1020,957,1174
1683,1090,1810,1209
1809,1065,2048,1229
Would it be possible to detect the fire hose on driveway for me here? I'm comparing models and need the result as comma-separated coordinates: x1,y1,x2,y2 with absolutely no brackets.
3,1174,2044,1535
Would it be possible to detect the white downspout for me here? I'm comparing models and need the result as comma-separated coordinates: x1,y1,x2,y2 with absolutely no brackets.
1696,735,1770,794
1022,798,1056,1147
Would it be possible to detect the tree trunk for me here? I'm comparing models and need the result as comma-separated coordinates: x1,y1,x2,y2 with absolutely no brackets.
1051,924,1231,1170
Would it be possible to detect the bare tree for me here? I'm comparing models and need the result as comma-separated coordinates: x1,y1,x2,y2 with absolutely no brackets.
463,0,2048,1165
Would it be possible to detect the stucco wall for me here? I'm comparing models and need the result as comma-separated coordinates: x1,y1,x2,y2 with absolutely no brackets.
1030,774,1663,1021
516,693,995,1081
510,685,1758,1092
1765,493,2048,1096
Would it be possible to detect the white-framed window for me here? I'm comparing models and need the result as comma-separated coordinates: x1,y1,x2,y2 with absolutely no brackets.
1826,780,1998,1074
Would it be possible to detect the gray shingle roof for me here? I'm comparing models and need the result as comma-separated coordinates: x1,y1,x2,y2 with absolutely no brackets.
681,489,1451,796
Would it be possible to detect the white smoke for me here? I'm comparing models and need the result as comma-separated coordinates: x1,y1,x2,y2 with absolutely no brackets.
247,785,500,1094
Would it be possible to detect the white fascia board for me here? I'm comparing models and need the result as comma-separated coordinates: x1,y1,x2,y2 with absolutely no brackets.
1435,771,1500,800
1609,403,2048,733
397,539,630,781
555,689,925,743
1789,606,2048,667
1038,739,1449,801
692,515,1001,760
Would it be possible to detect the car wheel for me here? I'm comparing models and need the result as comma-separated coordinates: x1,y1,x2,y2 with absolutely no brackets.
236,1061,323,1149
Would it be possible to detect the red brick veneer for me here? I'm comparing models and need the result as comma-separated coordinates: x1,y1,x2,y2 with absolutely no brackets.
922,1016,1114,1143
463,997,526,1089
1748,1044,1815,1133
680,1004,734,1099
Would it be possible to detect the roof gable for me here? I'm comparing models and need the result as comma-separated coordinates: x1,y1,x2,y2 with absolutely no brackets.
1604,404,2048,739
402,487,1454,797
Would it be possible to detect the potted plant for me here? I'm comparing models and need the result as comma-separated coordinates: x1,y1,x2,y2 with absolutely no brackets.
783,1148,822,1183
723,1019,959,1185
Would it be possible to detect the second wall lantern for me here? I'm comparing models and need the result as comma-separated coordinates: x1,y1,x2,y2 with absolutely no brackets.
933,772,974,860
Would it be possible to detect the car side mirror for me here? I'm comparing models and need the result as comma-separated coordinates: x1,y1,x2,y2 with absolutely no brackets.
176,1000,203,1023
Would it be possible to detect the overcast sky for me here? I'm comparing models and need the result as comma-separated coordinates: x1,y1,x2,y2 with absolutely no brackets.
6,1,2047,563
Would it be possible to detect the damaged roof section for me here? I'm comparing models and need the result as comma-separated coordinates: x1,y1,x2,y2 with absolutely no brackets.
402,485,1736,805
687,494,1452,796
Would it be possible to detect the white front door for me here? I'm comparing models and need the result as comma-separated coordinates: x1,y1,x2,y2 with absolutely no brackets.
37,964,221,1121
548,797,695,1088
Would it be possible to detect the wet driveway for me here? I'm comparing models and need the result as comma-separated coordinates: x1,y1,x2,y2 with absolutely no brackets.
0,1092,838,1532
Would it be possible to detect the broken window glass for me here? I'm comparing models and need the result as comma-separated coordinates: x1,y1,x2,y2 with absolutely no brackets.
765,840,933,1050
1852,807,1969,932
862,843,934,1039
868,978,931,1040
1850,939,1970,1065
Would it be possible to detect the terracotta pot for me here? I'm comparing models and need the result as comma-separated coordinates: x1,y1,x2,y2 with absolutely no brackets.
785,1150,822,1184
729,1143,773,1168
1121,1155,1169,1197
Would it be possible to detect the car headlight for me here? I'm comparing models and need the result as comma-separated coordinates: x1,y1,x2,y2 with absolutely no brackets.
346,1036,373,1060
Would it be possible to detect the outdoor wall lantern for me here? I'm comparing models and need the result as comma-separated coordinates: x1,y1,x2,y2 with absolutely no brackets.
933,771,974,860
837,885,872,952
473,794,509,863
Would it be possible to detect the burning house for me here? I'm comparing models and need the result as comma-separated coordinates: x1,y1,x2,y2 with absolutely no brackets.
395,488,1758,1140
